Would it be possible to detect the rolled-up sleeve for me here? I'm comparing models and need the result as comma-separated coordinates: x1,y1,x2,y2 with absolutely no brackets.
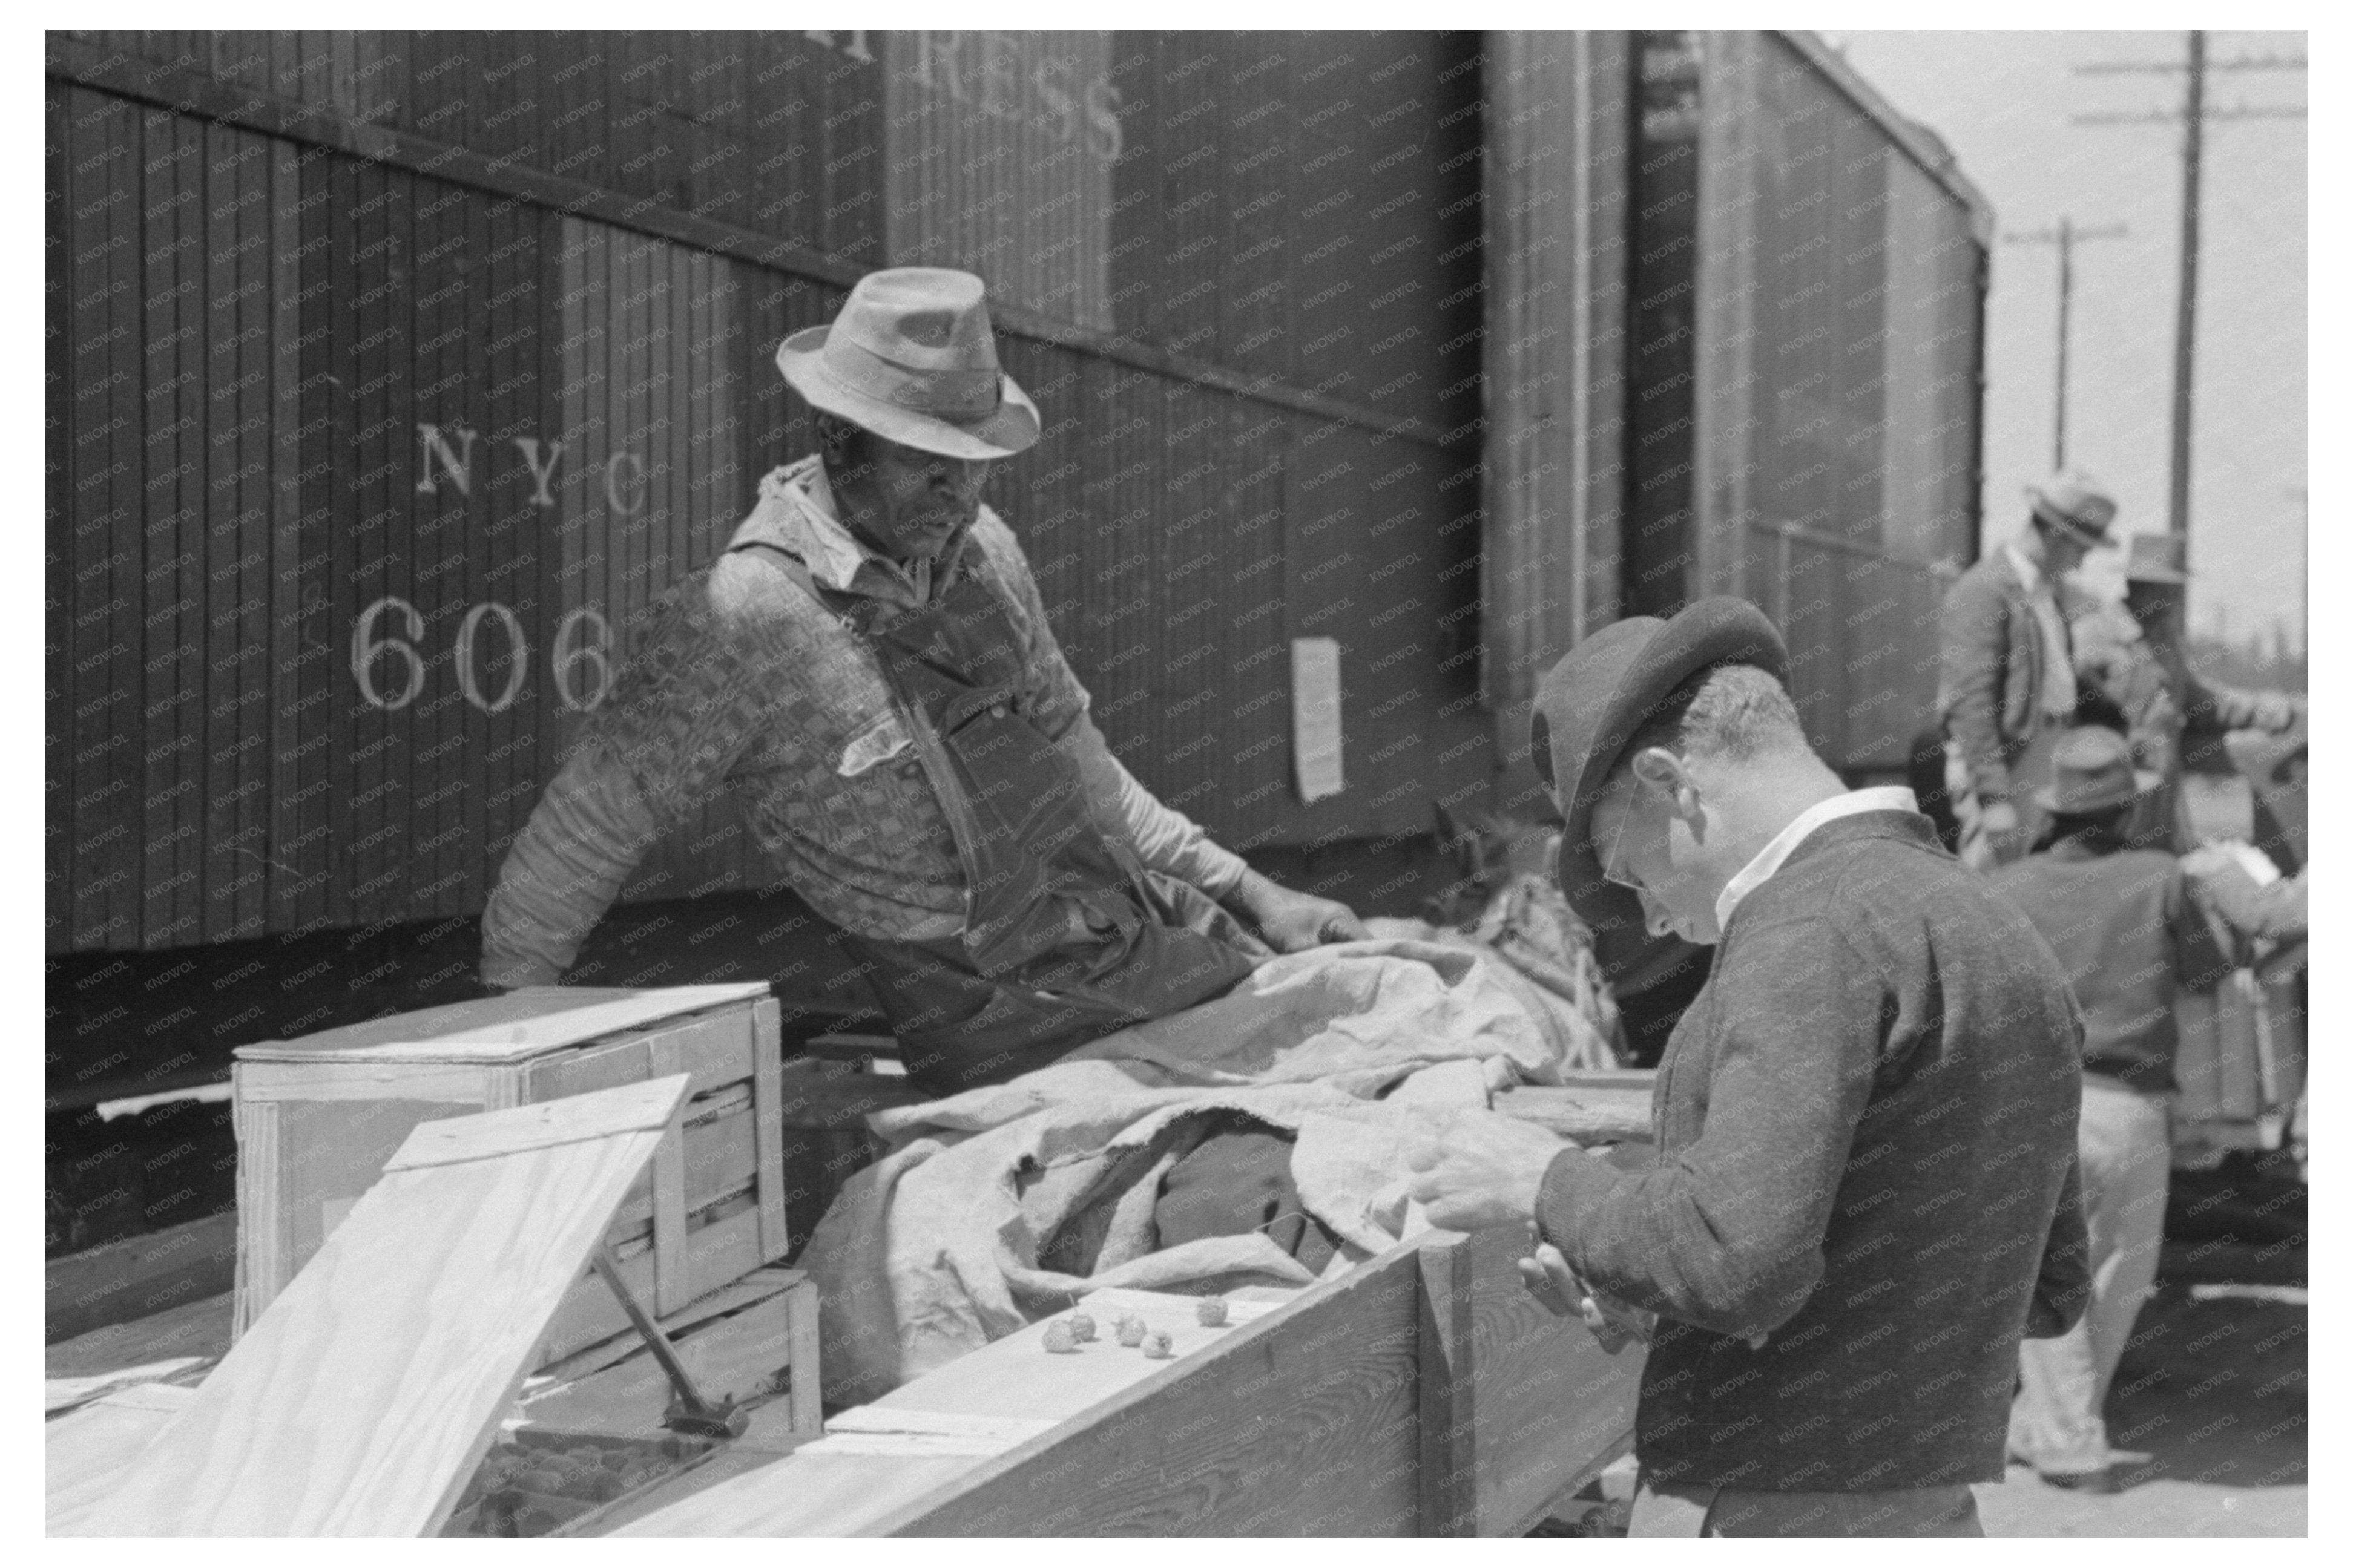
1532,917,1880,1339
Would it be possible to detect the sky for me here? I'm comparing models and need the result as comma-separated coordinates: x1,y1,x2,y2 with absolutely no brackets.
1829,29,2308,649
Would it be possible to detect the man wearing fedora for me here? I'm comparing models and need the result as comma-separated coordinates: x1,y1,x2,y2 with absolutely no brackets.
1987,724,2256,1490
1406,597,2089,1538
481,268,1364,1094
2073,531,2302,852
1937,469,2119,870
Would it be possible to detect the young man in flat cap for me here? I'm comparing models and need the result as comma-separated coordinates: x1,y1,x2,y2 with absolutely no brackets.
480,268,1363,1095
1938,469,2119,870
1407,597,2090,1538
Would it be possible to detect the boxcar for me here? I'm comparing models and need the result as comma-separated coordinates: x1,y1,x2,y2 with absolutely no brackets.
45,29,1989,1273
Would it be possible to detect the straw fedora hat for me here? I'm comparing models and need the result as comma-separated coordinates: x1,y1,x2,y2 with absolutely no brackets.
2024,469,2120,548
775,268,1041,460
1531,597,1792,931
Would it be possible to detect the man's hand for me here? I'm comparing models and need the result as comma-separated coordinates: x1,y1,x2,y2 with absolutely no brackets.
1402,1106,1568,1232
1517,1238,1653,1351
1229,870,1369,953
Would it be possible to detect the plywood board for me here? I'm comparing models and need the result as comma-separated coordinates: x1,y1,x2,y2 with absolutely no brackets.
46,1383,199,1534
76,1075,691,1537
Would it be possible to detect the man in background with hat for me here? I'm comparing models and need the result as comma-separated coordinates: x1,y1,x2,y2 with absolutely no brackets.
1406,596,2089,1538
2072,531,2302,852
481,268,1364,1094
1987,724,2262,1491
1937,469,2119,871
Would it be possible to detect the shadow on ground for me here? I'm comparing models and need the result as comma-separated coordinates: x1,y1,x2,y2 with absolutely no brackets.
1978,1239,2306,1538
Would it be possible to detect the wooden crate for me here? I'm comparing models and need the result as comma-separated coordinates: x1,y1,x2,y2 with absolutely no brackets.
602,1222,1647,1538
232,984,788,1362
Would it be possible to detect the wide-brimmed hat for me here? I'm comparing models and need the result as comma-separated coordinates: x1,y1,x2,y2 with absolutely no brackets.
1531,597,1791,930
2035,725,2160,815
2025,469,2119,548
775,268,1041,460
2123,531,2190,586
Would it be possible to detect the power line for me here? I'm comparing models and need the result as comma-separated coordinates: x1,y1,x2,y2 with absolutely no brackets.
2002,219,2128,468
2076,53,2306,74
2071,31,2306,547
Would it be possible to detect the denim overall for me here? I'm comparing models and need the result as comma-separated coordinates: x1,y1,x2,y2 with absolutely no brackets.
732,535,1266,1095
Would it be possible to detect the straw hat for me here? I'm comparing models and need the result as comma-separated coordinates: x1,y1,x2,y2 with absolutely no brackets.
775,268,1040,460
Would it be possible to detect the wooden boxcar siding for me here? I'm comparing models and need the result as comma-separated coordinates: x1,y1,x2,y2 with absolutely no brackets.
1105,32,1486,439
881,31,1116,332
1479,31,1631,750
1692,32,1985,772
48,31,1493,954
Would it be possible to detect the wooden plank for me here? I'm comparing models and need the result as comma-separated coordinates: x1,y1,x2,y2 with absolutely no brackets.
783,1255,822,1438
538,1204,767,1365
620,1250,1420,1537
448,152,496,922
98,83,148,952
60,86,118,950
468,188,524,912
1417,1231,1477,1537
384,1071,692,1169
45,1209,239,1345
196,115,248,943
231,110,274,941
650,1029,691,1312
135,103,185,948
343,151,395,927
48,1289,234,1380
82,1076,691,1537
372,160,418,924
266,135,308,933
752,999,786,1259
46,1383,200,1534
234,983,769,1061
609,1097,756,1234
286,136,337,935
1460,1189,1648,1535
319,145,360,933
44,78,71,951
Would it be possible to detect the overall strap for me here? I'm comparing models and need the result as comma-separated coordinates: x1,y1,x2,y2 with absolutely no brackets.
728,536,826,605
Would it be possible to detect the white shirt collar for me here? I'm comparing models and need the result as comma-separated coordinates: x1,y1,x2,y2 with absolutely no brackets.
2004,539,2045,597
1713,786,1919,933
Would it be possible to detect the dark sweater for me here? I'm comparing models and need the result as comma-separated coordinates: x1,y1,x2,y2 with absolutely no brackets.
1989,841,2231,1093
1536,811,2091,1492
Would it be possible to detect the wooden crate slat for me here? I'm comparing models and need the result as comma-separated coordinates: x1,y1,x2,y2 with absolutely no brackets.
85,1077,688,1537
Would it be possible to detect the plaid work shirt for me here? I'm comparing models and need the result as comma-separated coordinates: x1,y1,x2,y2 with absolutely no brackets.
480,457,1251,988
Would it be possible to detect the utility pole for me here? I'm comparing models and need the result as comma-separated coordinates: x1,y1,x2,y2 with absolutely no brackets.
2173,30,2202,539
2075,34,2305,542
2002,217,2127,468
